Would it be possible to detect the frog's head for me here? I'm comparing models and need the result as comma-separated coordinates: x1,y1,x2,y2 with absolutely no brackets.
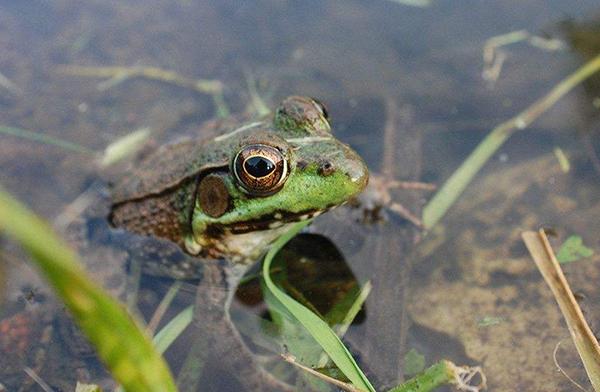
110,96,368,267
188,96,368,263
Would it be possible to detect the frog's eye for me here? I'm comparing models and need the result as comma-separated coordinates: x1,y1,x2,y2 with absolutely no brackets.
233,144,288,195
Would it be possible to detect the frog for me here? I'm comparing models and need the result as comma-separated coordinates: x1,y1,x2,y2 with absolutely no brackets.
0,95,369,391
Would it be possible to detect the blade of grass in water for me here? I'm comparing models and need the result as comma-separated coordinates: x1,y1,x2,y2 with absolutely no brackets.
0,125,93,154
262,220,376,392
100,127,151,167
523,230,600,391
386,0,432,7
153,305,193,355
385,360,486,392
0,186,177,392
318,281,372,368
423,53,600,229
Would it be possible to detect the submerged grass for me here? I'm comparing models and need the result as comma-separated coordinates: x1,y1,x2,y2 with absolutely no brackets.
0,125,93,154
386,360,485,392
0,186,177,392
423,53,600,229
262,220,377,392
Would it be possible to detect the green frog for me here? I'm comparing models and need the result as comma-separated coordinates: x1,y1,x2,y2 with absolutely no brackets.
108,95,368,390
1,96,368,391
109,95,367,278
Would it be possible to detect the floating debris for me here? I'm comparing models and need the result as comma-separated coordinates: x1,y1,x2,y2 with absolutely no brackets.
386,0,432,8
478,316,504,327
57,65,229,117
99,127,151,167
0,70,23,96
482,30,565,86
556,235,594,264
57,65,223,95
0,125,93,154
553,147,571,173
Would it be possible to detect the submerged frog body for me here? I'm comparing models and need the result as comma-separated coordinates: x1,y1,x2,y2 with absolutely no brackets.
0,96,368,391
109,96,367,390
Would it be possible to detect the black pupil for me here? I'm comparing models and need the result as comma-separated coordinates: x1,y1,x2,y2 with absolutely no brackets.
244,156,275,178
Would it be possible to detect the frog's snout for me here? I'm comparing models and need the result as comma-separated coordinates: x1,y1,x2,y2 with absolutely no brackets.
338,147,369,194
346,155,369,191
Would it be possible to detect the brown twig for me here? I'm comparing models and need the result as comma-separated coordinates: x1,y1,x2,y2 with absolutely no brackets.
552,339,588,392
522,229,600,390
281,353,366,392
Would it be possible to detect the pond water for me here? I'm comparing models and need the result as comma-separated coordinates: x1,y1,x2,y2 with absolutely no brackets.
2,1,600,391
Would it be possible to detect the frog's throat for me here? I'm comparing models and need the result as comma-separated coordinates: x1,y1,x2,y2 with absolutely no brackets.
217,208,328,234
185,207,333,259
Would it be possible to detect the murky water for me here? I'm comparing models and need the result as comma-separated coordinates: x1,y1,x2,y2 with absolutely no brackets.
2,1,600,391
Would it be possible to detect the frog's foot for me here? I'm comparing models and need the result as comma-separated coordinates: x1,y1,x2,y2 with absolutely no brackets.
356,174,435,227
387,200,424,228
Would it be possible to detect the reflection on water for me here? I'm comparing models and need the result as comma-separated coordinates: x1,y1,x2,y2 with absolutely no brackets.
2,0,600,391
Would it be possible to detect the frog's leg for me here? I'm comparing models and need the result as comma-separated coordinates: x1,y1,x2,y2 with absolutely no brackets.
178,262,295,392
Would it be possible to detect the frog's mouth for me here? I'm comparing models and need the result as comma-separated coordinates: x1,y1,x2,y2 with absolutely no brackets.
220,208,330,234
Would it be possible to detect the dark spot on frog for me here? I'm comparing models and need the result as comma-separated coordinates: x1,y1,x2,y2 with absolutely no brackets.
296,159,308,170
198,174,230,218
205,225,225,238
317,160,335,176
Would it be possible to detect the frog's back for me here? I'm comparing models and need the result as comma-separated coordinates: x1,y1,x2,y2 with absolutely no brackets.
111,115,257,204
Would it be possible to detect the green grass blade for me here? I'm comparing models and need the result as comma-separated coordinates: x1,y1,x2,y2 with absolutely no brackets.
386,361,453,392
422,123,512,229
0,125,94,154
325,280,371,330
318,281,372,368
262,220,376,392
153,305,193,354
0,186,177,392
